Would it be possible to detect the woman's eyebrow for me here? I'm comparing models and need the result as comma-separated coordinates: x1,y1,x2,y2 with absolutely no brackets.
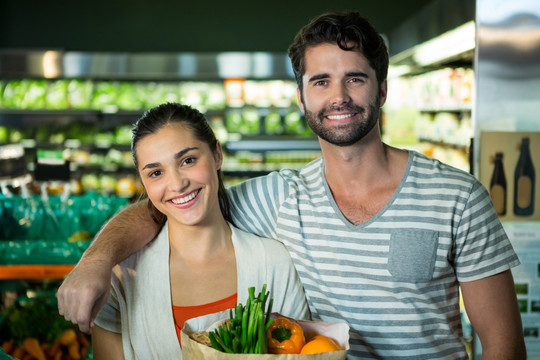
141,147,198,170
174,147,198,160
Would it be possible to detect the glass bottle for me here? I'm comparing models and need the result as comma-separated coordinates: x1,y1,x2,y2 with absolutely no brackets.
490,152,507,216
513,137,535,216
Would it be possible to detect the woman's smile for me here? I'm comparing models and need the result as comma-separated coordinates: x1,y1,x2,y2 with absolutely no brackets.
169,189,200,206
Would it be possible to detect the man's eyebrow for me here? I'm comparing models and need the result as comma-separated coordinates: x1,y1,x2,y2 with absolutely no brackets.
308,71,369,83
308,73,330,83
347,71,369,78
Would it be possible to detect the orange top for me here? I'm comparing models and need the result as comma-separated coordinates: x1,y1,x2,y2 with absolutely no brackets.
173,293,238,346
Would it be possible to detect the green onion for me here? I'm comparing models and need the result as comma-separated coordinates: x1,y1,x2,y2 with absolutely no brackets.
208,284,274,354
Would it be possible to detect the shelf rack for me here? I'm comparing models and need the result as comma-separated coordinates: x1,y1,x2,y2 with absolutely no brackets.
0,264,74,280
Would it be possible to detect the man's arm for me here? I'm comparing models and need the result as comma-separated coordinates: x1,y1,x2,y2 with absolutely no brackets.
57,199,159,333
460,269,526,359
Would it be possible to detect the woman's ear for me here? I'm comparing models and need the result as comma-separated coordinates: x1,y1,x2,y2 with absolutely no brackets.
215,141,224,170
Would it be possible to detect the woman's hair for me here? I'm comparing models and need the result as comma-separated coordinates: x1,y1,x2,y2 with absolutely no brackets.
287,11,389,93
131,102,232,226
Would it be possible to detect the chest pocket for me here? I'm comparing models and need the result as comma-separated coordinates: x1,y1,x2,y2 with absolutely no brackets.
388,230,439,282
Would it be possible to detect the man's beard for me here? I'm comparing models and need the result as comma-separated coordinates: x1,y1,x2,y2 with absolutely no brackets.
304,95,380,147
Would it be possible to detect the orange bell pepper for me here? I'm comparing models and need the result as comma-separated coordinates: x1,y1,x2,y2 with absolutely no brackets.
267,317,306,354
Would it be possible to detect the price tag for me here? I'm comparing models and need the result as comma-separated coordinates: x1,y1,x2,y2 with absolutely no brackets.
34,149,70,181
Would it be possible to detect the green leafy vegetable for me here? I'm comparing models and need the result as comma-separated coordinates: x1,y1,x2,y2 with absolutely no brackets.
0,290,74,345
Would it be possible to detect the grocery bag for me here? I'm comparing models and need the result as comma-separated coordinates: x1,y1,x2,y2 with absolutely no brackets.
181,311,349,360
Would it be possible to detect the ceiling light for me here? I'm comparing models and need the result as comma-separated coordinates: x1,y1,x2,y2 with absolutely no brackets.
413,21,476,66
388,65,412,78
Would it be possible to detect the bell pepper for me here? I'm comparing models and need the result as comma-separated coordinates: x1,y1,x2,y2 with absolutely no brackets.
267,317,306,354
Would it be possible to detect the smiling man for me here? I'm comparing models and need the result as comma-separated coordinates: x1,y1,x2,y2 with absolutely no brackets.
58,11,526,360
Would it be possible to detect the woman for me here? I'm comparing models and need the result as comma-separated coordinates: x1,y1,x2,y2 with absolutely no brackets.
91,103,309,359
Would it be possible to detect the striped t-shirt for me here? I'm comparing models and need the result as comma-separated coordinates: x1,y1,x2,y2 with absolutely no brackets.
227,151,520,360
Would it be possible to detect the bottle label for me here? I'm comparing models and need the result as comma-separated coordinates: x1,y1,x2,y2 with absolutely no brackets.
516,176,533,208
490,185,506,215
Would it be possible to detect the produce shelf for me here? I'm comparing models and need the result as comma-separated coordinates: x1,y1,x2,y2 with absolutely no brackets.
0,264,74,280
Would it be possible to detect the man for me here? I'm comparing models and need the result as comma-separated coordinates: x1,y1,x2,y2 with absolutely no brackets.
58,11,526,359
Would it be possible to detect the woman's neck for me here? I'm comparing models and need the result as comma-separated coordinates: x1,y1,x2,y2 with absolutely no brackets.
168,215,237,306
167,216,232,262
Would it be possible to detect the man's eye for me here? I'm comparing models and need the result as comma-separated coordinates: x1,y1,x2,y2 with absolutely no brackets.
314,80,327,86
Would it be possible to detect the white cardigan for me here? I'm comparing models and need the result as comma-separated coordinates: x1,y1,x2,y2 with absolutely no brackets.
94,223,310,360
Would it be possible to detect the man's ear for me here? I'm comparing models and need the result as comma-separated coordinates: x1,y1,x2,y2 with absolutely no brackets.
379,79,388,108
297,87,306,114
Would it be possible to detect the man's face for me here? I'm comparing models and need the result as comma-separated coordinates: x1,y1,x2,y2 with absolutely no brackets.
297,43,387,146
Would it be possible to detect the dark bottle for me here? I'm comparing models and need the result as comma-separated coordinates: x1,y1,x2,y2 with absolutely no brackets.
513,137,535,216
490,152,507,216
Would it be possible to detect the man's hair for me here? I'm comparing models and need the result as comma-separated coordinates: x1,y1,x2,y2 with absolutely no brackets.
287,11,389,92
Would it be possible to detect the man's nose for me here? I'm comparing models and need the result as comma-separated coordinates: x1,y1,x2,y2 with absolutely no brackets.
330,83,351,106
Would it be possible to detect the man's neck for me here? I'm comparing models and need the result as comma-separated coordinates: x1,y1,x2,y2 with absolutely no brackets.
322,137,393,188
321,139,409,224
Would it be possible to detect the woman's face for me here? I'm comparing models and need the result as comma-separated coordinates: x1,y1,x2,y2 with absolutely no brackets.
135,122,223,227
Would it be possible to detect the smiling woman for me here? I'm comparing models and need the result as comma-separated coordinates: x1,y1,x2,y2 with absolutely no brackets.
135,121,224,228
89,103,310,360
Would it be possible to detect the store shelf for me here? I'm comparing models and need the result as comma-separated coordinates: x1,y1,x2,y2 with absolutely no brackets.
224,136,320,153
418,137,471,151
416,103,472,114
0,264,74,280
0,109,102,128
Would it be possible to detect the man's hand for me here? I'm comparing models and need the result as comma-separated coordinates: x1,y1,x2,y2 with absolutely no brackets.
57,199,159,333
57,259,113,334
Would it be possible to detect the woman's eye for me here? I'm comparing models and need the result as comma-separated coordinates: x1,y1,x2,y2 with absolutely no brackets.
149,170,163,178
182,157,196,166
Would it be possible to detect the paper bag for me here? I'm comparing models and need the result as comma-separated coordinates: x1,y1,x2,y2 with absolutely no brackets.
181,310,349,360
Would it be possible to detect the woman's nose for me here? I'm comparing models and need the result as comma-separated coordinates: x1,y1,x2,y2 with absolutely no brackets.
168,170,188,191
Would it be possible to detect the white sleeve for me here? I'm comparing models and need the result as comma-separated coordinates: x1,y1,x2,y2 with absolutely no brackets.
93,269,123,333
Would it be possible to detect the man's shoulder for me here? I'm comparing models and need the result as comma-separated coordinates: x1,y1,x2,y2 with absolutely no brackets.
231,224,290,257
229,157,323,191
411,151,474,180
